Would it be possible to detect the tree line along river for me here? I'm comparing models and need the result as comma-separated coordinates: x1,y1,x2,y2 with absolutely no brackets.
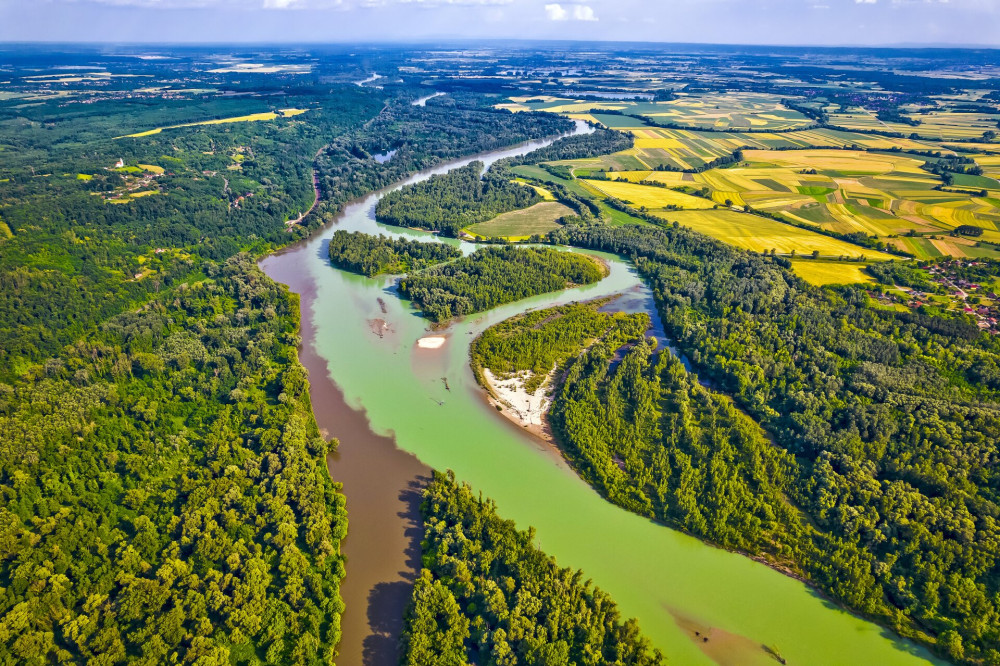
259,122,942,666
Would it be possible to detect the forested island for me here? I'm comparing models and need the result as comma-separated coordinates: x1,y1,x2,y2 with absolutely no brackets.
327,229,461,277
373,129,634,239
314,108,570,231
473,297,799,554
471,299,650,391
530,222,1000,664
398,246,606,322
399,471,663,666
374,161,542,236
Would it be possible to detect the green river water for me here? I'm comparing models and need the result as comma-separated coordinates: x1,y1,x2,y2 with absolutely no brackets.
261,125,942,666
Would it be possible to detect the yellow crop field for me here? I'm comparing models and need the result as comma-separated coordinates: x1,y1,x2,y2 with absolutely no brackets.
508,91,999,262
118,108,308,139
543,102,628,114
659,209,896,259
744,149,925,175
612,171,652,183
601,147,1000,253
137,164,165,174
583,179,716,210
790,260,875,286
512,179,556,200
108,190,161,204
829,110,1000,141
496,103,530,112
637,171,688,186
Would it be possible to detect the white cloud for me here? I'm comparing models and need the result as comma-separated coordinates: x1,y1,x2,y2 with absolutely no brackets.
545,2,596,21
545,3,568,19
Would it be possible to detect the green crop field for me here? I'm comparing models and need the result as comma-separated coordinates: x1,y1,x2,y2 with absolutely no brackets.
659,209,896,259
465,201,575,239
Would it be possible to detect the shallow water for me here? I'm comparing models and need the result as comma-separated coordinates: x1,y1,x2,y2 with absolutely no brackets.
260,122,941,666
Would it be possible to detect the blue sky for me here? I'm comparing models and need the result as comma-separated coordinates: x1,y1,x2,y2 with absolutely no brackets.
1,0,997,46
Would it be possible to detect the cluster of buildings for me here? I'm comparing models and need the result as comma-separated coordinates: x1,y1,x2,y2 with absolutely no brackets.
927,261,1000,333
102,160,163,202
868,260,1000,334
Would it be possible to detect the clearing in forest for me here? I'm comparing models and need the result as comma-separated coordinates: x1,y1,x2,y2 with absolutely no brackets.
789,260,874,286
117,108,308,138
465,201,574,239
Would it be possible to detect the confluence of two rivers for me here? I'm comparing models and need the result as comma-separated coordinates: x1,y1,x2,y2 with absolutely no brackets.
259,121,941,666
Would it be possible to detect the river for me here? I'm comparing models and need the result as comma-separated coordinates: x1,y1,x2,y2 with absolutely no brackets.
411,92,445,107
259,122,942,666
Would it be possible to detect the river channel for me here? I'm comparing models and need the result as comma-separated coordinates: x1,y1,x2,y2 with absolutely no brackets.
259,122,941,666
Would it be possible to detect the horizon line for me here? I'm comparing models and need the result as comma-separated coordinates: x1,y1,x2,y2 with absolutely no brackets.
1,38,999,52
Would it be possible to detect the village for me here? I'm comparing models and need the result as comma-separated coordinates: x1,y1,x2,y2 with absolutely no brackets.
874,259,1000,334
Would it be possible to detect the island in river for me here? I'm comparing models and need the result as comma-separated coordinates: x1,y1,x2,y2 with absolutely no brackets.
261,121,942,666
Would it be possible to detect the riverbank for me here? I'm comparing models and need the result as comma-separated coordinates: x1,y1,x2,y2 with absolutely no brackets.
261,118,941,666
260,122,598,665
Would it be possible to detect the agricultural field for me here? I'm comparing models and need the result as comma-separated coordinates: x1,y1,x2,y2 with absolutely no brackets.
464,201,574,239
888,234,1000,260
638,93,814,130
655,209,898,259
503,89,1000,262
549,126,946,173
511,178,556,200
600,148,1000,259
976,154,1000,180
501,93,814,131
117,108,308,138
789,260,875,286
581,178,717,210
829,108,1000,141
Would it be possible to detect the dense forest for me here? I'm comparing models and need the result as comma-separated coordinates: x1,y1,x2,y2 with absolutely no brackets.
0,256,347,664
0,74,582,663
553,336,804,555
505,128,634,166
470,300,650,392
374,162,541,237
472,299,803,557
399,471,663,666
312,102,571,230
0,89,573,378
0,88,383,379
327,230,461,277
398,246,606,322
546,222,1000,664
